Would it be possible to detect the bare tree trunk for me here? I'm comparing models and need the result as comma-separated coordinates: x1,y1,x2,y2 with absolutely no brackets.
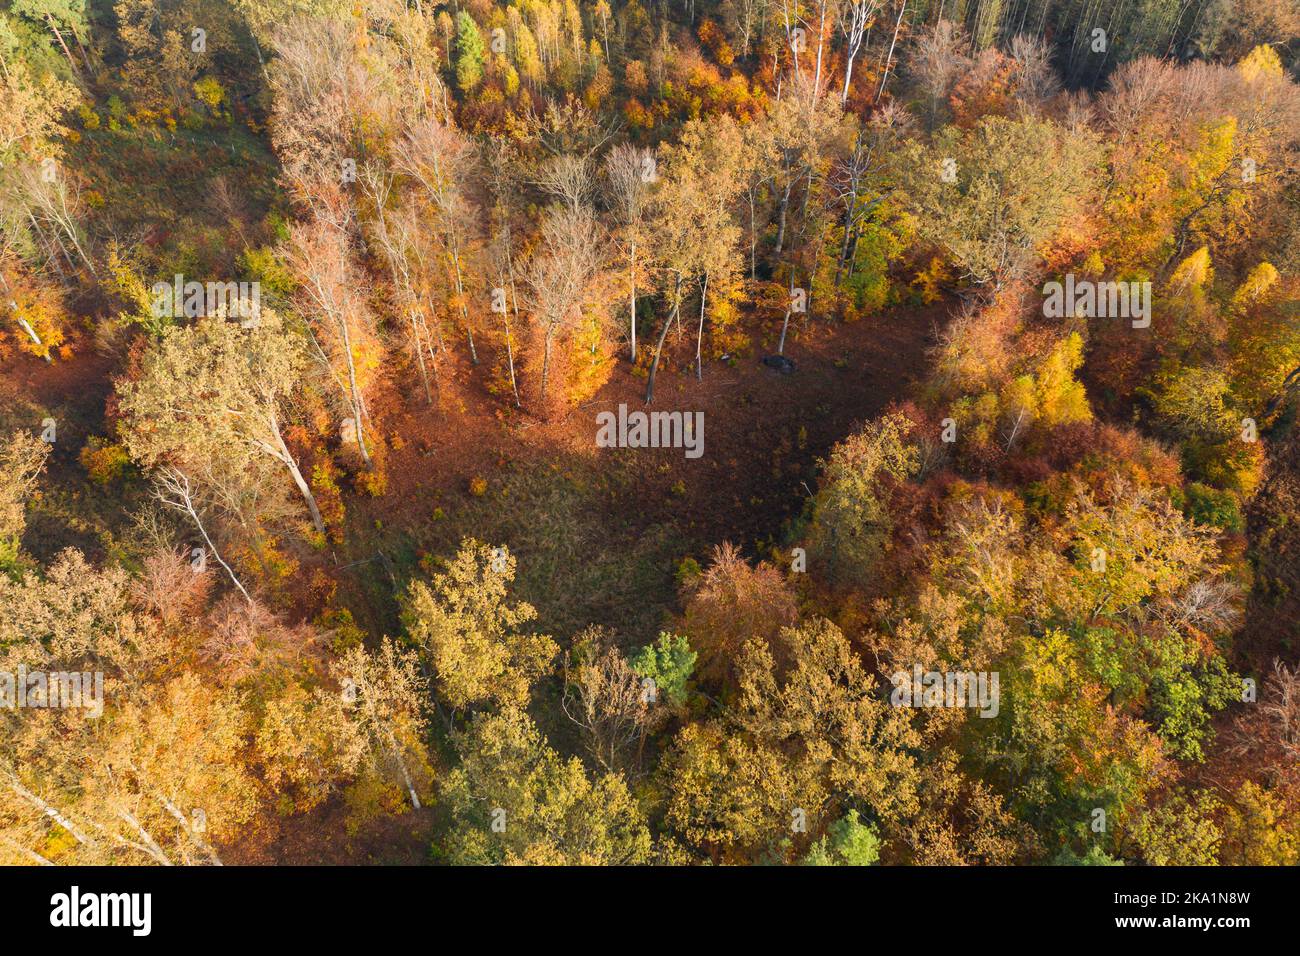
695,271,709,380
269,420,326,535
410,311,433,404
645,274,682,404
497,272,522,408
118,810,173,866
68,22,93,73
876,1,907,103
774,178,794,256
25,211,68,280
841,3,870,106
450,244,478,365
2,837,54,865
159,796,223,866
629,240,638,362
540,325,556,404
748,194,759,280
6,772,93,846
506,258,523,407
386,730,422,810
335,313,372,467
835,217,856,288
1003,407,1028,451
425,294,446,397
45,15,79,75
812,0,827,100
155,468,254,605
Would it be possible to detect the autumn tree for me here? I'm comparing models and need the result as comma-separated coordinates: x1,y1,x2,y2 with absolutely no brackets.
442,706,651,865
519,203,608,408
603,143,656,362
0,430,48,551
394,116,485,367
0,56,87,295
665,618,921,863
283,220,380,467
901,115,1098,287
267,15,374,226
807,409,919,583
116,309,325,535
76,673,261,865
646,114,746,399
326,639,435,814
561,627,653,773
359,161,442,406
401,539,557,711
681,542,797,689
982,628,1170,847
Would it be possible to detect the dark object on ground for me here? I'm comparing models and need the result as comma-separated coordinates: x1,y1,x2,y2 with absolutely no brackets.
762,354,797,374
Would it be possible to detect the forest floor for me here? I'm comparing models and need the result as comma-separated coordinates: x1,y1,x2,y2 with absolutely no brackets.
336,298,945,642
0,343,123,564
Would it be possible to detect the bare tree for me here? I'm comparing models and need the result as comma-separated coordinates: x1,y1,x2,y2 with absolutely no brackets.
1155,576,1243,635
1260,661,1300,760
1226,660,1300,782
153,467,253,606
1010,34,1060,114
484,141,527,408
17,163,95,276
519,204,605,405
130,549,213,629
536,152,594,214
395,117,484,365
361,161,438,405
285,221,375,466
908,18,968,130
603,144,656,362
839,0,881,105
562,628,652,773
268,16,374,229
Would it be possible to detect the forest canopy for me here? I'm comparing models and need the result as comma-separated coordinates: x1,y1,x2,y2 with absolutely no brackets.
1,0,1299,868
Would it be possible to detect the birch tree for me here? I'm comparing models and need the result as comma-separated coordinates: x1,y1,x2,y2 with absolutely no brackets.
839,0,880,104
645,115,745,399
117,310,326,535
519,204,606,406
603,143,657,363
395,117,484,366
325,639,434,812
284,220,379,466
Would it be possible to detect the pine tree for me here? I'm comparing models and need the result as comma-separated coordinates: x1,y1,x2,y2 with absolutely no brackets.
454,11,486,93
